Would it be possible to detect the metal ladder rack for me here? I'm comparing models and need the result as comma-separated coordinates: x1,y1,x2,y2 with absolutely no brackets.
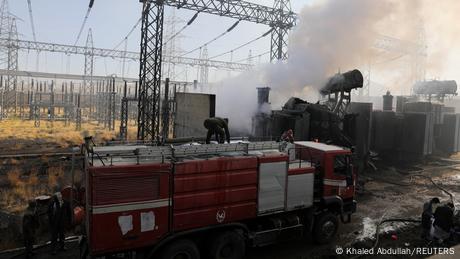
89,141,283,166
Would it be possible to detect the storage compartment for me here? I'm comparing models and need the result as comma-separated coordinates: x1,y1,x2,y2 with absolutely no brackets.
258,157,288,214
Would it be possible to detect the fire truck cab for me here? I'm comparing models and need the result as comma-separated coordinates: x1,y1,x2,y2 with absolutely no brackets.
81,140,356,259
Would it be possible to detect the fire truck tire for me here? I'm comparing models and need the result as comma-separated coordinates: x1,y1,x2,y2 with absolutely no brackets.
158,239,200,259
313,212,338,244
207,231,245,259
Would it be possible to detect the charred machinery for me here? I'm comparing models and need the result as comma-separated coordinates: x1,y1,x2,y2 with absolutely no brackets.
253,69,364,149
322,69,364,118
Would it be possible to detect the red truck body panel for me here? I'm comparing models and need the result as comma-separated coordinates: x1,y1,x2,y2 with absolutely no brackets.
173,156,258,231
87,164,171,255
85,141,355,256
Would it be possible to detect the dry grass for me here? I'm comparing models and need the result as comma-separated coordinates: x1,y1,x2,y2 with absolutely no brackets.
4,169,41,213
0,119,138,153
1,164,79,214
0,118,137,213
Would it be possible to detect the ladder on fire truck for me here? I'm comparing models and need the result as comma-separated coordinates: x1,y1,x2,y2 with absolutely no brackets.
87,141,284,166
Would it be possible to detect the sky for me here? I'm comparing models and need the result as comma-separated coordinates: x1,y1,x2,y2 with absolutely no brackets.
7,0,307,80
6,0,460,101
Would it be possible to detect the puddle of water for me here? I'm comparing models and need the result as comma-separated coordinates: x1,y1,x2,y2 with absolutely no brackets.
357,217,407,241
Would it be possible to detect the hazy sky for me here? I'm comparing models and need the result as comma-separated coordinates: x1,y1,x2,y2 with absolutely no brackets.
8,0,308,80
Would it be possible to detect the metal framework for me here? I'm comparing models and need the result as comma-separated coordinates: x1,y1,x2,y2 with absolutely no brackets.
0,38,251,71
84,29,94,94
138,0,296,141
137,2,164,141
199,46,208,84
271,0,292,61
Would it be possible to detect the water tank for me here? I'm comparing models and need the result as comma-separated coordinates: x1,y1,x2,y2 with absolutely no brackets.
383,91,393,111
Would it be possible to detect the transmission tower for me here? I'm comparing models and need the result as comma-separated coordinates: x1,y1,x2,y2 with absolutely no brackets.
84,28,94,94
271,0,292,61
247,50,253,66
0,0,10,69
137,2,164,141
199,46,209,84
138,0,296,141
4,17,18,115
163,8,184,80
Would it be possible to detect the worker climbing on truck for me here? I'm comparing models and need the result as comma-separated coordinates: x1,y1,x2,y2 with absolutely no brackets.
204,117,230,144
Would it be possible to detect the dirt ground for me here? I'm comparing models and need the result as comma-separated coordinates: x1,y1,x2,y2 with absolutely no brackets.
245,157,460,259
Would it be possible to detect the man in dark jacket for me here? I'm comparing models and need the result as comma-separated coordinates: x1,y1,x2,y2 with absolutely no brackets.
421,197,439,239
23,200,39,258
48,191,72,254
431,202,455,243
204,117,230,144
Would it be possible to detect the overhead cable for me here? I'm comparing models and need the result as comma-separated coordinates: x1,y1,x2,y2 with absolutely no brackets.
209,28,273,60
179,20,240,58
234,50,270,63
163,12,199,45
74,0,95,46
26,0,37,41
112,17,142,51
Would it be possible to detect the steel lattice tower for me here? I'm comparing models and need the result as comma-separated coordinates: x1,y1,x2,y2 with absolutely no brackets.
84,29,94,94
0,0,18,116
271,0,292,62
5,17,17,115
200,46,209,84
138,0,296,141
0,0,10,69
137,2,164,141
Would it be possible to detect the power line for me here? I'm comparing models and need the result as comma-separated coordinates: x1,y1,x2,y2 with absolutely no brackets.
179,20,240,58
234,50,270,63
163,11,199,45
209,28,272,60
112,17,142,51
74,0,95,46
26,0,37,41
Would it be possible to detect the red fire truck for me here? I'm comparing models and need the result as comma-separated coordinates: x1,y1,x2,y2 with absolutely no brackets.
81,140,356,258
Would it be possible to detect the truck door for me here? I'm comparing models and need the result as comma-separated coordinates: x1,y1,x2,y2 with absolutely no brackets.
333,154,352,186
332,154,354,199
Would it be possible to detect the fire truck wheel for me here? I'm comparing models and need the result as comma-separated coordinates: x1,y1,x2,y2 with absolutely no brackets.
313,212,338,244
208,231,245,259
159,239,200,259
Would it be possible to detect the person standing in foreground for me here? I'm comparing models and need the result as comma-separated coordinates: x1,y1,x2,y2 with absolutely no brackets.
23,199,39,258
48,191,72,255
421,197,440,240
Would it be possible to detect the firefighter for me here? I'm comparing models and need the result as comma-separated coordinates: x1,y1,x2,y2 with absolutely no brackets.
431,202,455,243
23,199,39,259
421,197,439,240
48,191,72,255
204,117,230,144
280,129,294,143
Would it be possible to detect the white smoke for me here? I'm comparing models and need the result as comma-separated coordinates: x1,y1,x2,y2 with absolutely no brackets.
213,0,460,133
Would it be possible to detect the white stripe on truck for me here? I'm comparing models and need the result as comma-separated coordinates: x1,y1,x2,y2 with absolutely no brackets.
92,198,170,214
323,179,347,187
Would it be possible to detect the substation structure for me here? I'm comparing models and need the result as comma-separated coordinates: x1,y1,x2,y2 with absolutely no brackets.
137,0,297,141
0,71,193,140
